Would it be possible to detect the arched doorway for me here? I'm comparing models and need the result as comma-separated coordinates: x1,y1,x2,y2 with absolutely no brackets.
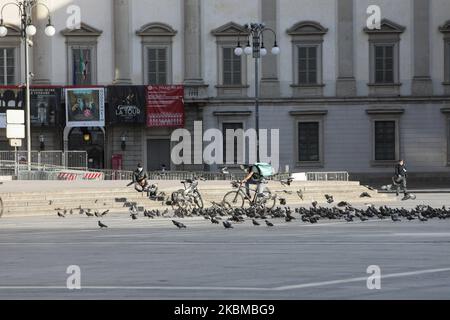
68,127,105,169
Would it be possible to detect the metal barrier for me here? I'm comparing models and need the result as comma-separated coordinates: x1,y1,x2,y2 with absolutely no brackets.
0,160,15,177
87,169,291,182
2,158,345,182
306,172,349,181
0,151,88,170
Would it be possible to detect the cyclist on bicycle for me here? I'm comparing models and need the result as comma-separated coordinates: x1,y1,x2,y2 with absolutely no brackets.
241,164,263,198
131,163,149,192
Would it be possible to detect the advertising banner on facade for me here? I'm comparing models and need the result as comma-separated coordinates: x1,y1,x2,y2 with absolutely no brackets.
146,85,184,128
30,87,61,126
0,86,24,128
107,86,146,125
65,88,105,127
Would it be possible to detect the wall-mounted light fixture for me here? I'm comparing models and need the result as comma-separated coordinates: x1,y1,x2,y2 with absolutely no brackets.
83,132,91,142
121,134,126,151
39,134,45,151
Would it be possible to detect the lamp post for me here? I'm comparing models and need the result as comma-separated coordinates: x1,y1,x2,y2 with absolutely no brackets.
0,0,55,170
234,22,279,162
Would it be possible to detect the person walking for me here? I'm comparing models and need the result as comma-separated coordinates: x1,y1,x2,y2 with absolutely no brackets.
393,159,408,199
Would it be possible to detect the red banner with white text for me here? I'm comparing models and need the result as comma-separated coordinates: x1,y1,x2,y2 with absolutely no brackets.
146,85,184,128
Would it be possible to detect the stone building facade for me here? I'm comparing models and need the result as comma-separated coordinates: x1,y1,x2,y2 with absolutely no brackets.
0,0,450,182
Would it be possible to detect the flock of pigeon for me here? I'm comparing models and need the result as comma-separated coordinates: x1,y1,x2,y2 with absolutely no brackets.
55,191,450,229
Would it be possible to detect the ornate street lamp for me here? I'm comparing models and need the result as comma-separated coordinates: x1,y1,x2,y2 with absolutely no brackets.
234,23,279,162
0,0,55,170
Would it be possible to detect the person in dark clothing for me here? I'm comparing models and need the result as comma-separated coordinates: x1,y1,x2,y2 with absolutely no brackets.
132,163,149,192
241,164,263,198
393,159,408,198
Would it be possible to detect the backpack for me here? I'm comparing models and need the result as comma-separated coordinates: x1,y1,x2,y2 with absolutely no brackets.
254,163,273,178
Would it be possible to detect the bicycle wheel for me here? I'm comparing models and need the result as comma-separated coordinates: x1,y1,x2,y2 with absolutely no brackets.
172,189,188,210
193,191,204,209
256,188,276,210
223,191,245,208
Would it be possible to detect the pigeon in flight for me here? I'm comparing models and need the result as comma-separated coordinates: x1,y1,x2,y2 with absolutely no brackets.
101,210,109,217
220,167,230,175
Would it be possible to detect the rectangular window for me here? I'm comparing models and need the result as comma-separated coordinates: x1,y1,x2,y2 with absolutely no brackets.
147,48,167,85
223,47,241,85
374,45,394,83
0,48,15,85
298,46,317,84
72,47,92,85
374,121,396,161
222,122,243,164
298,122,320,162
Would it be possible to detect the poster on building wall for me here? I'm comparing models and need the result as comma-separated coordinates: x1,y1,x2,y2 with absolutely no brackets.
146,85,184,128
0,86,24,128
107,86,146,125
65,88,105,127
30,87,61,126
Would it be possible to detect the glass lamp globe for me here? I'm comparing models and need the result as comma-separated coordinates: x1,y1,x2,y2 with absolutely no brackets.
45,24,56,37
244,46,252,55
271,46,280,55
234,47,243,56
260,47,267,56
26,24,37,36
0,25,7,37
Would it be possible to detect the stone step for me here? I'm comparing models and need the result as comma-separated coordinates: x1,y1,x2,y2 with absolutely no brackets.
3,193,394,214
2,190,388,207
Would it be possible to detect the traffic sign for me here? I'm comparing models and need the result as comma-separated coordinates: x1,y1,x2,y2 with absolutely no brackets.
6,110,25,124
6,124,25,139
9,139,22,147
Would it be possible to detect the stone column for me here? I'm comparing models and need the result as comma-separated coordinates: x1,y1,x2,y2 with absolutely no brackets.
260,0,280,97
113,0,132,84
32,4,52,84
411,0,433,96
336,0,356,96
184,0,204,84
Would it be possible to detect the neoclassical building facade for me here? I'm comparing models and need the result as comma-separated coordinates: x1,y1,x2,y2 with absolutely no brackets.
1,0,450,182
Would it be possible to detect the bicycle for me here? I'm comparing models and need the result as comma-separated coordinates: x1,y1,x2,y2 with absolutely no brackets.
171,177,204,210
222,179,276,210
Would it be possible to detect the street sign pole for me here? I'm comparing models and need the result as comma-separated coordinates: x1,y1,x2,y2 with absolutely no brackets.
14,146,18,178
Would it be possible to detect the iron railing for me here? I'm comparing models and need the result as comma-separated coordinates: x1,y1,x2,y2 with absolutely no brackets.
306,172,349,181
0,151,88,170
